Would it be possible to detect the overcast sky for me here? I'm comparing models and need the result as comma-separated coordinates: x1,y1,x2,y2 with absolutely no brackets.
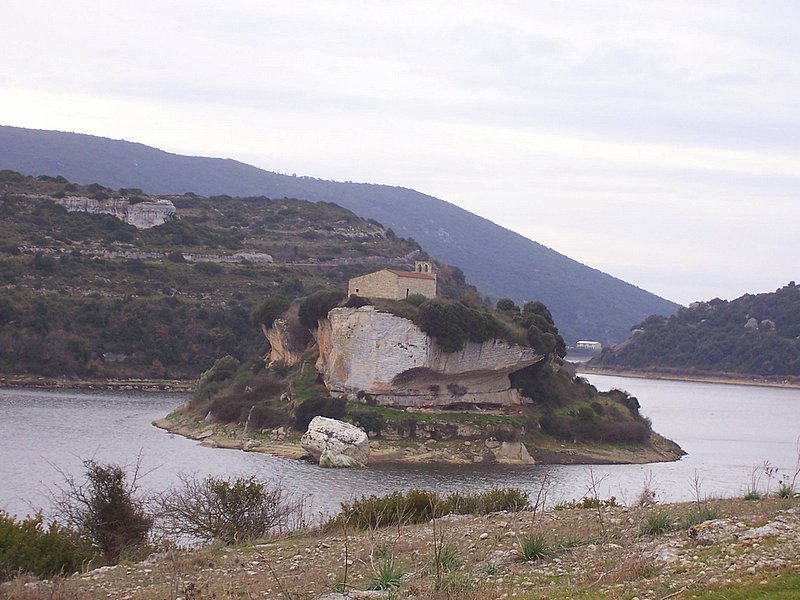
2,1,798,305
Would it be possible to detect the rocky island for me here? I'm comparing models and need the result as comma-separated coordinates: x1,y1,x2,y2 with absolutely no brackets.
158,287,684,467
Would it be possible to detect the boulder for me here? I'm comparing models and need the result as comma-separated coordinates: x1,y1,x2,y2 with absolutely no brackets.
491,441,535,464
301,416,370,468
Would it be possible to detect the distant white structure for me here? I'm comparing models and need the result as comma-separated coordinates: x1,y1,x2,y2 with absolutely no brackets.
576,340,603,352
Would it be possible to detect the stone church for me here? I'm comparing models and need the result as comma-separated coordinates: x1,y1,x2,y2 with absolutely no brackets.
347,261,437,300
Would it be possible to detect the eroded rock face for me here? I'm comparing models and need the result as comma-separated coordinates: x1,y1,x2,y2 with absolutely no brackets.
265,318,307,368
56,196,175,229
316,306,543,408
301,416,370,468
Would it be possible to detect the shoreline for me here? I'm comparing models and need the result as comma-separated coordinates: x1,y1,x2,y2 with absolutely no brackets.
0,374,195,393
577,365,800,389
153,415,685,467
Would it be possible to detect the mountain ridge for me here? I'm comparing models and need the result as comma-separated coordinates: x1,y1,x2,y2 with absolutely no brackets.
0,125,681,344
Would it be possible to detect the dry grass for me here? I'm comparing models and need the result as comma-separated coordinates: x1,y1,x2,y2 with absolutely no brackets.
2,496,797,600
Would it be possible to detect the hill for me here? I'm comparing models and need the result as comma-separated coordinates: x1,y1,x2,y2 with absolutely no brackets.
0,125,681,345
591,282,800,378
0,171,472,380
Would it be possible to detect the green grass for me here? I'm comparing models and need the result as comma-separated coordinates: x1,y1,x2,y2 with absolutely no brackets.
682,505,718,529
430,543,462,572
370,560,405,590
517,533,549,562
691,570,800,599
639,510,673,536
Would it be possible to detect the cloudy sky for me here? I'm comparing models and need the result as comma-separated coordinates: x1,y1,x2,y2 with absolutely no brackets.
2,1,798,305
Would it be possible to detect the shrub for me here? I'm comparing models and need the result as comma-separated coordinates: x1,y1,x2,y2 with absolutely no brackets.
194,355,241,400
517,533,549,562
350,410,386,435
445,487,529,514
329,488,528,531
298,290,345,329
0,512,95,581
344,294,371,308
53,460,152,563
158,475,295,544
251,295,291,328
294,396,346,431
193,261,223,275
496,298,519,312
415,299,509,353
404,293,427,307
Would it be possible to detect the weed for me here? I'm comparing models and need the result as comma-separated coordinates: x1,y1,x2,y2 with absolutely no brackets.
743,489,761,501
371,560,405,590
778,482,795,499
639,510,673,536
429,543,461,572
682,505,718,529
555,534,586,550
554,496,618,510
436,572,474,592
517,533,549,562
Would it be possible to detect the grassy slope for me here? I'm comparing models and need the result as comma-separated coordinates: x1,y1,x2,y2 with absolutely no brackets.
0,125,681,345
0,174,433,379
9,495,798,599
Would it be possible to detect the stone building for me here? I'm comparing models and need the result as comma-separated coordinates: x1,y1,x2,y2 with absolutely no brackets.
347,261,437,300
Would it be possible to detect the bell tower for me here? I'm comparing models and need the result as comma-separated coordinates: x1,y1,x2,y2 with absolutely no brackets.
414,260,433,274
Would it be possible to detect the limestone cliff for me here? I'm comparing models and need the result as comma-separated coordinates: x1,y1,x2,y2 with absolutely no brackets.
56,195,175,228
264,318,308,368
313,306,543,408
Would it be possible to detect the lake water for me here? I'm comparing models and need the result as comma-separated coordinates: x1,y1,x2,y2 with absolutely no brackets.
1,375,799,521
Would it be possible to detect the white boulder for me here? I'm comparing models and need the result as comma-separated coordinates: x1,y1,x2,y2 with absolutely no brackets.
301,416,370,468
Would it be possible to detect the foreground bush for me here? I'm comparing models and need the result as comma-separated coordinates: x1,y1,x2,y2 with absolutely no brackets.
158,475,298,544
54,460,152,564
0,512,95,581
328,487,530,530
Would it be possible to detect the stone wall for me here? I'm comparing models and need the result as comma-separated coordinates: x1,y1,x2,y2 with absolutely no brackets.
347,269,436,300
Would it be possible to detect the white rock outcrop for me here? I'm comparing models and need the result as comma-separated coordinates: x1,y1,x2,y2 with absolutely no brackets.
301,416,370,468
56,196,175,229
315,306,543,408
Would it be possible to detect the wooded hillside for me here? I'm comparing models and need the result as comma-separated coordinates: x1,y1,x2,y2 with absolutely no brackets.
592,283,800,377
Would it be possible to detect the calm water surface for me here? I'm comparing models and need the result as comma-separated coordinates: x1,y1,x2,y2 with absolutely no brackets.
1,375,799,520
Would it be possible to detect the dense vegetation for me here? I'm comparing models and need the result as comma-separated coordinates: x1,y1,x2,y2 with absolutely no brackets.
593,283,800,377
0,125,681,345
0,172,472,379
